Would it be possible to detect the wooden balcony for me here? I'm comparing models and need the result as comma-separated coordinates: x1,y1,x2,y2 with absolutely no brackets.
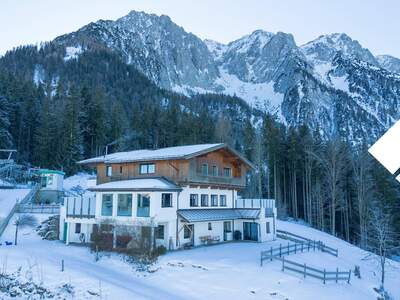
188,171,246,187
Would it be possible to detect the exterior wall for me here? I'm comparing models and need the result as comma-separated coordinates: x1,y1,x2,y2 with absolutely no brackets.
41,173,63,191
97,160,190,185
178,186,237,209
177,219,233,247
94,148,249,188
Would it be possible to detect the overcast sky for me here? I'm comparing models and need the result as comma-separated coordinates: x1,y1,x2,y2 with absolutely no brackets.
1,0,399,57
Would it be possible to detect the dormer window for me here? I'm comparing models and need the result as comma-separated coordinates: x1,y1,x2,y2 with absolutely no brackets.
201,163,208,175
140,163,155,174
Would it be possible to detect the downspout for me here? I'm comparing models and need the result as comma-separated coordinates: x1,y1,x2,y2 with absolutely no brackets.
176,190,180,248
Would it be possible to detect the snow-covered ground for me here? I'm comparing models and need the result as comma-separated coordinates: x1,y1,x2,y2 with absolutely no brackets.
0,189,31,219
0,216,398,299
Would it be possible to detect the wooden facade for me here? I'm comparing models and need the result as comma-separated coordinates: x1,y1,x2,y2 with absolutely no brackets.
94,148,251,189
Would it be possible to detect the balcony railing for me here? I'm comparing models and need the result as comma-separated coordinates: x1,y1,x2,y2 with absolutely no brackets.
188,170,245,187
65,196,96,218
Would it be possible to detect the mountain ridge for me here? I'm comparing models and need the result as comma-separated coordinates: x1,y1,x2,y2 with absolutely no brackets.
3,10,400,144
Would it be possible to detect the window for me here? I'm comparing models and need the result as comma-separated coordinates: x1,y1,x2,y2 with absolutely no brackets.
161,193,172,207
223,167,232,177
220,195,227,207
212,165,218,176
106,166,112,177
184,226,191,239
137,194,150,217
211,195,218,206
190,194,198,207
101,194,113,216
155,225,164,239
140,163,155,174
201,163,208,175
75,223,81,234
208,222,212,230
266,222,270,234
201,194,209,207
119,166,123,174
117,194,132,216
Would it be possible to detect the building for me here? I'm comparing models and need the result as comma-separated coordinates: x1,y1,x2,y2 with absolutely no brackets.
59,143,276,250
37,169,65,203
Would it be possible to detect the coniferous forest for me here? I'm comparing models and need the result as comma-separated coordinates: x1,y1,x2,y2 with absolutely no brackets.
0,43,399,256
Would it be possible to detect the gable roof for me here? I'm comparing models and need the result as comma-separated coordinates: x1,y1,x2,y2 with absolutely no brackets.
78,143,254,169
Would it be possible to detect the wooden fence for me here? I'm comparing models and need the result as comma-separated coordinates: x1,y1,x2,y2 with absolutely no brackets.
263,254,351,284
277,229,338,257
261,241,324,266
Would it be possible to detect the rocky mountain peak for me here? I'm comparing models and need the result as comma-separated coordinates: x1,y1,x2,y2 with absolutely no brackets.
301,33,378,65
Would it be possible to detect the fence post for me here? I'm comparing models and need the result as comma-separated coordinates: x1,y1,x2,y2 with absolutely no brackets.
260,253,263,267
287,242,290,255
336,267,338,283
304,263,306,278
308,240,310,252
295,243,297,254
270,246,273,261
313,240,315,251
301,242,304,252
323,269,326,284
61,259,64,272
282,256,285,271
347,269,351,284
279,244,282,257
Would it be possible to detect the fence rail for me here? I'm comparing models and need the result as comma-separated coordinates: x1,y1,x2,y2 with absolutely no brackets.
0,185,39,237
262,254,351,284
277,229,338,257
18,203,60,214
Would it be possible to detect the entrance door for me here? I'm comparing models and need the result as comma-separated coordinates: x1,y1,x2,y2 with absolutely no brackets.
243,222,258,241
223,221,232,241
63,222,68,242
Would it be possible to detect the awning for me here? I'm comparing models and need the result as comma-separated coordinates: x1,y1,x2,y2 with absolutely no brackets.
177,208,260,222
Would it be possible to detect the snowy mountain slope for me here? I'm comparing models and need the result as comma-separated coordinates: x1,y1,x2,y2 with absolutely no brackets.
377,54,400,74
0,216,398,299
4,10,400,144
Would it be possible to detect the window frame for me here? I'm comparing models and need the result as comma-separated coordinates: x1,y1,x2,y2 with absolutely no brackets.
223,167,232,177
106,165,112,177
200,194,209,207
208,222,212,230
201,163,208,176
137,194,150,217
155,225,165,239
117,193,133,217
75,223,81,234
190,194,199,207
219,195,227,207
101,194,113,216
161,193,173,208
212,165,218,176
266,222,271,234
211,194,218,207
139,163,156,175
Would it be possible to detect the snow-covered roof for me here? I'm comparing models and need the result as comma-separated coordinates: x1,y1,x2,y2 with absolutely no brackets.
78,143,254,168
89,177,181,192
177,208,260,222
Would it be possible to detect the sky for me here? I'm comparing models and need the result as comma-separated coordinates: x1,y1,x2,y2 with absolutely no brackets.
1,0,399,57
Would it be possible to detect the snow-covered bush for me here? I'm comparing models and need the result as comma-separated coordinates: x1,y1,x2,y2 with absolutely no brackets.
36,215,60,240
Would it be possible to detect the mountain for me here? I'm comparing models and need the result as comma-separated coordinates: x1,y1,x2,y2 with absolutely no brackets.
2,10,400,145
377,54,400,74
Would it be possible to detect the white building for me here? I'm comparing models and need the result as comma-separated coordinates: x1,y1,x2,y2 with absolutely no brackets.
59,143,276,250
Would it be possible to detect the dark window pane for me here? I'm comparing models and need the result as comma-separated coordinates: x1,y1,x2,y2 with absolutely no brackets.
161,193,172,207
117,194,132,216
102,194,113,216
